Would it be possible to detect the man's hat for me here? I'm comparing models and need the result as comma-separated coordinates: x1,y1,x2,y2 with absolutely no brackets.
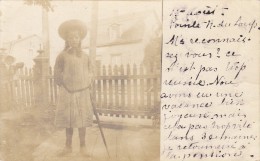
58,19,87,40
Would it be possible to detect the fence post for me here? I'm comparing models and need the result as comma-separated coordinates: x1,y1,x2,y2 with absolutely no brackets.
33,49,49,116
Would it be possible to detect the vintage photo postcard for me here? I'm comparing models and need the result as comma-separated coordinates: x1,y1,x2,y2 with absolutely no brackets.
1,0,260,161
0,0,161,161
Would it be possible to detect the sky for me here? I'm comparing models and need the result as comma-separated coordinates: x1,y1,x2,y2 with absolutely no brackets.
0,0,161,66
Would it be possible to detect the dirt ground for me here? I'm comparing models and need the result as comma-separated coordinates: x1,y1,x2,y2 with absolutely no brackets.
0,111,160,161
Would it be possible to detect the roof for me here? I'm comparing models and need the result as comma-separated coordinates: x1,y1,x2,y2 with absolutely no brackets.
3,34,41,54
4,34,41,46
84,10,160,48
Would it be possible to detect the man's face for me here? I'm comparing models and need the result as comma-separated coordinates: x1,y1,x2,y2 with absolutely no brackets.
67,30,81,48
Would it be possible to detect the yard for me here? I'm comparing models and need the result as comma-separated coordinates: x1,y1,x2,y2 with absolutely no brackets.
0,110,160,161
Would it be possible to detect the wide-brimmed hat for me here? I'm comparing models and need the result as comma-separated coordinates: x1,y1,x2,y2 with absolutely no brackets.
58,19,87,40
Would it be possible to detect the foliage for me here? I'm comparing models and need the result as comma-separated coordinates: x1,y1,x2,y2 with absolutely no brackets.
24,0,53,12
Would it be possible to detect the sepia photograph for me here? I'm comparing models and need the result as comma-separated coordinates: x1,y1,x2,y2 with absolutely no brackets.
0,0,161,161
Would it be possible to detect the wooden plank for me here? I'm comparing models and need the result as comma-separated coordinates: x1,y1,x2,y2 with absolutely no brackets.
5,81,11,110
92,79,97,105
157,77,161,103
153,76,158,108
97,65,102,108
15,80,19,107
108,65,113,108
52,69,56,104
96,108,152,117
20,68,26,108
47,67,59,104
147,77,152,110
114,65,119,108
15,72,22,110
102,65,107,109
25,67,30,107
94,74,159,80
28,69,32,106
29,68,35,106
54,80,58,105
126,64,131,109
133,64,138,109
10,80,16,109
120,65,125,108
140,65,145,109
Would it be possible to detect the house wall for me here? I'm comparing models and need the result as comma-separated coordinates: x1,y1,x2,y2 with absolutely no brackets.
9,37,41,67
95,41,145,67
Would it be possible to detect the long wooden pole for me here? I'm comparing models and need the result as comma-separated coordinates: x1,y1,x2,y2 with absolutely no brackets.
89,1,99,63
89,1,110,157
90,91,110,158
42,7,50,62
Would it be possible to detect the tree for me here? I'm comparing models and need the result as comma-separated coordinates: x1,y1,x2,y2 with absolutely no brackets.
24,0,51,114
24,0,53,12
24,0,52,59
143,34,162,74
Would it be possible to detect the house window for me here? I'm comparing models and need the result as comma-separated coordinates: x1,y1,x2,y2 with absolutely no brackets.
108,23,121,41
110,53,122,66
